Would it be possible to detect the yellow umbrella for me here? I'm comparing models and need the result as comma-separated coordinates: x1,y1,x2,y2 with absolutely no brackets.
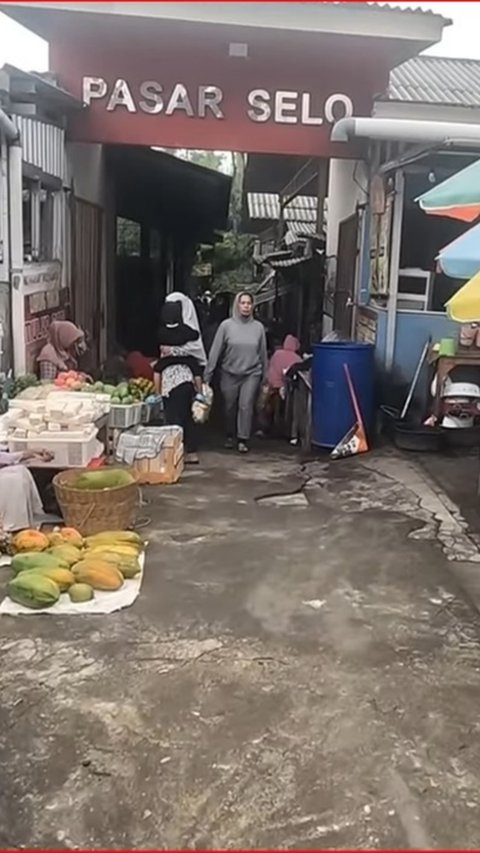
446,270,480,322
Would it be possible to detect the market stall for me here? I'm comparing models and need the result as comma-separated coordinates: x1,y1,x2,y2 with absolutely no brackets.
0,370,158,469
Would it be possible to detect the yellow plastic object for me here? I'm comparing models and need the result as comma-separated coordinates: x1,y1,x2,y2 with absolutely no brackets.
446,271,480,323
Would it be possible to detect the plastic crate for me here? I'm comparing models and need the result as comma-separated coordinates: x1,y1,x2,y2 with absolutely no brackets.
108,403,142,430
141,400,165,425
8,430,103,467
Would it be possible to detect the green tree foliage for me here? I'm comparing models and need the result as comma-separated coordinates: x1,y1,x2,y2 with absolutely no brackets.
211,232,255,292
116,218,141,256
184,150,226,172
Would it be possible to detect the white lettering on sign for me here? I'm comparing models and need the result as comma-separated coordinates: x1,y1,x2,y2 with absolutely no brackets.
139,81,163,114
301,93,323,126
324,93,354,123
83,76,107,104
247,89,270,122
82,77,354,127
198,86,224,119
107,79,136,112
274,91,298,124
165,83,194,117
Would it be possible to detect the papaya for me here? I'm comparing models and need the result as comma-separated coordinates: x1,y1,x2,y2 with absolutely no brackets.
118,562,141,579
74,469,134,491
48,545,83,567
72,560,124,591
22,567,75,593
85,530,142,547
81,552,141,578
84,544,140,560
11,552,69,574
69,583,94,603
48,531,65,548
12,530,49,554
8,573,60,609
59,527,83,547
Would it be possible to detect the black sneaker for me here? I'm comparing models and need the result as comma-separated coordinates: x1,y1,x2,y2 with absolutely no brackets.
237,441,249,454
224,437,234,450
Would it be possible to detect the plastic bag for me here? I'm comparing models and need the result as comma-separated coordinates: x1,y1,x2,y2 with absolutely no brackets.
192,384,213,424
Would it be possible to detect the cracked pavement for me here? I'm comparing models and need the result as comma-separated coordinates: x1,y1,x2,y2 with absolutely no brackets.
2,447,480,848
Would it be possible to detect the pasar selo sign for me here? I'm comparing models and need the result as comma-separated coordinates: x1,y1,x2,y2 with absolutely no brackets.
83,77,354,128
50,20,384,156
67,71,367,156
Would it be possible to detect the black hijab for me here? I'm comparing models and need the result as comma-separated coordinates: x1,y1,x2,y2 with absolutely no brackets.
158,300,199,347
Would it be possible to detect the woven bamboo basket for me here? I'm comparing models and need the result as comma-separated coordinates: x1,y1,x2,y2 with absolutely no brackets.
52,468,140,535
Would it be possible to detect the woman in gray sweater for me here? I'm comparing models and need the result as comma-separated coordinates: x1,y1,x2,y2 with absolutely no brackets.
205,292,267,453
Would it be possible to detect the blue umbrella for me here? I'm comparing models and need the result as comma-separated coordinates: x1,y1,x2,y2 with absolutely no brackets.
417,159,480,223
437,221,480,279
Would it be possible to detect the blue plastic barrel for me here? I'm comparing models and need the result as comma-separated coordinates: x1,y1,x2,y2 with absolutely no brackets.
312,341,375,448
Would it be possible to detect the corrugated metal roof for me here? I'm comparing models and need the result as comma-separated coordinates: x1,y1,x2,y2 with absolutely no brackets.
1,64,81,110
388,56,480,108
285,222,321,245
12,115,66,180
333,2,446,18
248,193,316,222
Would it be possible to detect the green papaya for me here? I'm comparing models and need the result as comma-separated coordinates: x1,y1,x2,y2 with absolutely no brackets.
21,567,75,593
11,552,69,574
74,469,134,491
68,583,94,603
8,573,60,609
118,560,141,579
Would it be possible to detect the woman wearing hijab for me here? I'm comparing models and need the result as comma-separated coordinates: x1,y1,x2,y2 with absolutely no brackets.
266,334,302,391
36,320,86,381
164,291,207,367
154,296,205,464
205,291,267,453
260,334,302,437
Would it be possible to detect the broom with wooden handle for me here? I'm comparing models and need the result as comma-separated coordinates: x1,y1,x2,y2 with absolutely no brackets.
331,364,369,459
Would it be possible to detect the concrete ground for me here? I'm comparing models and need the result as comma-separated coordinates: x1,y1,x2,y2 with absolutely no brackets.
2,447,480,849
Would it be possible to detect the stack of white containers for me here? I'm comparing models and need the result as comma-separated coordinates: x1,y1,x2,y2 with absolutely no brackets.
4,387,111,467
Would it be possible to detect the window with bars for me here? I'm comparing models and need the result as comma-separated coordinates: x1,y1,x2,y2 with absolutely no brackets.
22,180,56,262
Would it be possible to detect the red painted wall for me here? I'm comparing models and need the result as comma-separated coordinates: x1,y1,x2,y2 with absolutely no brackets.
51,18,390,157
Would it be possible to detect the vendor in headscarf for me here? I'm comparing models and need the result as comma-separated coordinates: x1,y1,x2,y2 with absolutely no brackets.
36,320,86,381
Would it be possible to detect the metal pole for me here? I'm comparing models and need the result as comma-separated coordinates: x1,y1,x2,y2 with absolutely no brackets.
350,205,365,340
385,169,404,373
0,109,19,143
8,142,26,376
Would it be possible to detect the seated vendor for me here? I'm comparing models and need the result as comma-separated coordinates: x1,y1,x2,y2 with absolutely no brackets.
37,321,87,381
0,449,53,531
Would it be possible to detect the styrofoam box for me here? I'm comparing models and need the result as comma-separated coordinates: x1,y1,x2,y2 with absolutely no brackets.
8,430,103,467
9,399,47,413
109,403,142,430
47,391,112,416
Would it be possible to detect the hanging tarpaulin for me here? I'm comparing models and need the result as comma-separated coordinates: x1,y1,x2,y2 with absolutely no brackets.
417,159,480,223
